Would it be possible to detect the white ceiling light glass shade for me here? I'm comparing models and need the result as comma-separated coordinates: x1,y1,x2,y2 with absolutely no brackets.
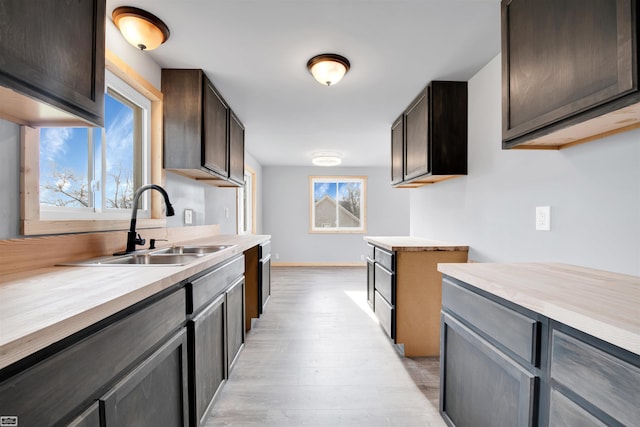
112,7,170,51
306,54,351,86
312,152,342,166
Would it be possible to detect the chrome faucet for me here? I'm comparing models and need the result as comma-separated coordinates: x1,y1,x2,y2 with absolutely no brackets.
122,184,175,254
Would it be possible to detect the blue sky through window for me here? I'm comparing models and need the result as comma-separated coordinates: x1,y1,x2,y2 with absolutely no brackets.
314,181,336,202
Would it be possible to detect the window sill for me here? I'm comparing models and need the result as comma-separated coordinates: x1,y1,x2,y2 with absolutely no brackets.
22,218,167,236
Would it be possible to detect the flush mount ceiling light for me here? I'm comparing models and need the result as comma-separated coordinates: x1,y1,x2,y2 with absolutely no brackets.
312,152,342,166
112,6,170,51
306,54,351,86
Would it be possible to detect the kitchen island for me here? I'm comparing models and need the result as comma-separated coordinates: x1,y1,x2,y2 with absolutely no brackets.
364,236,468,356
438,262,640,427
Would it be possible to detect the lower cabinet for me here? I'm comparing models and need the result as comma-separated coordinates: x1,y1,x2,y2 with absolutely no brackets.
100,330,189,426
259,242,271,314
226,277,245,372
440,313,536,427
366,257,375,309
0,288,187,426
441,275,640,427
190,294,226,427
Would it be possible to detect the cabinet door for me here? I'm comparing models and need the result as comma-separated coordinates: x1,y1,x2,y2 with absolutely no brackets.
100,330,189,427
502,0,636,144
440,313,536,427
67,402,100,427
229,111,245,185
390,115,404,185
0,0,105,126
203,78,229,177
404,88,430,181
226,277,245,372
366,258,375,309
191,294,226,426
259,255,271,314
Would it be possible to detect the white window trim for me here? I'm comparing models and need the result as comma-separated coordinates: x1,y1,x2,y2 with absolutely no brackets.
309,175,367,234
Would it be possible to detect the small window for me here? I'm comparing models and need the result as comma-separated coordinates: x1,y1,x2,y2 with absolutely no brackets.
237,166,256,235
310,176,367,233
39,69,150,220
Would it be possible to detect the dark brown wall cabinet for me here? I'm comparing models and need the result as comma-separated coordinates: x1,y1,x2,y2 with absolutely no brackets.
441,276,640,427
502,0,640,149
162,69,245,187
391,81,468,187
0,0,105,127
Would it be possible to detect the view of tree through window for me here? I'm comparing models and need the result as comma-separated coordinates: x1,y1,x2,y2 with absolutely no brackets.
39,72,147,217
310,177,366,232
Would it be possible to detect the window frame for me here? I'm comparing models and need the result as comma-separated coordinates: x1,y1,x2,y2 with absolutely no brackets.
309,175,367,234
237,165,256,235
21,50,166,235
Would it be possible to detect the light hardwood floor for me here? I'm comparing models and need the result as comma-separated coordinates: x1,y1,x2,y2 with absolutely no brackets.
204,266,445,426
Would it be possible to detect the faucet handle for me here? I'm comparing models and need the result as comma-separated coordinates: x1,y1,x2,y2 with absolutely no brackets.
135,233,146,247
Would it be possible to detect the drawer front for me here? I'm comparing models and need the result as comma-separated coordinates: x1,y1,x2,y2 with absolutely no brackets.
366,244,375,260
374,263,395,305
549,389,607,427
259,241,271,259
374,291,395,339
442,278,538,365
550,330,640,427
374,247,395,272
191,255,244,313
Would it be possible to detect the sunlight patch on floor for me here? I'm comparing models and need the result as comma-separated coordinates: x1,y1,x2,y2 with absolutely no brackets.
344,290,378,322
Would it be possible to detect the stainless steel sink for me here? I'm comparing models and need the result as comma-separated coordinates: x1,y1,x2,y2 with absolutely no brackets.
154,245,235,255
60,244,235,266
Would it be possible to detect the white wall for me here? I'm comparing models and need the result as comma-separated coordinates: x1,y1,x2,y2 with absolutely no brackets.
263,166,410,264
410,55,640,276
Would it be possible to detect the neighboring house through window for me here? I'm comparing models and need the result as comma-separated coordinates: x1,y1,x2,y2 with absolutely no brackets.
310,176,367,233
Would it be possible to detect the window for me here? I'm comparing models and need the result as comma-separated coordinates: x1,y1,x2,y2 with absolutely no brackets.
237,166,256,235
21,50,165,236
39,69,150,220
310,176,367,233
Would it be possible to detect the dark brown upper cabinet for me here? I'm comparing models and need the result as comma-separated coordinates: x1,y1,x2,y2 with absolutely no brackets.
502,0,640,149
162,69,244,187
0,0,105,127
391,81,468,188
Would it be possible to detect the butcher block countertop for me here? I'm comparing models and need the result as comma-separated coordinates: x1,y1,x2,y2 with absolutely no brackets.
364,236,469,252
438,262,640,356
0,234,270,370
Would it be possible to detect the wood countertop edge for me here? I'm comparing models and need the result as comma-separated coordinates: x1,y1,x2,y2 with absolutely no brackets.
0,234,270,370
437,262,640,356
364,236,469,252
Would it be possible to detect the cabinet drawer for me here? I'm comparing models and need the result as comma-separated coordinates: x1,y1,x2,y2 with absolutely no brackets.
190,255,244,313
374,291,395,339
442,278,539,365
366,244,375,260
374,263,395,305
259,241,271,259
550,330,640,427
374,247,395,272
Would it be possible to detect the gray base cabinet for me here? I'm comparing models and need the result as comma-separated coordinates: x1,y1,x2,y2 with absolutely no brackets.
441,275,640,427
259,242,271,314
0,289,187,426
100,330,189,426
226,277,246,371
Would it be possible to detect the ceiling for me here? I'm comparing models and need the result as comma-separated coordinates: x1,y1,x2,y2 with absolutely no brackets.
106,0,501,167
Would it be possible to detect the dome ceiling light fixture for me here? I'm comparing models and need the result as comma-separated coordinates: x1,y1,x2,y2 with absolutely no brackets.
312,152,342,166
306,54,351,86
112,6,170,51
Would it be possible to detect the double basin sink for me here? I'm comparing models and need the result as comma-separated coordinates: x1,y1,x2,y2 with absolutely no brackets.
66,245,235,266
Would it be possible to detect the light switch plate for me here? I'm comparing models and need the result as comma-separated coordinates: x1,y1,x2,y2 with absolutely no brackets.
184,209,193,225
536,206,551,231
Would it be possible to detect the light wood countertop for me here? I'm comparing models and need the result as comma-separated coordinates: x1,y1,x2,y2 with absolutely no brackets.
364,236,469,252
438,263,640,356
0,234,270,370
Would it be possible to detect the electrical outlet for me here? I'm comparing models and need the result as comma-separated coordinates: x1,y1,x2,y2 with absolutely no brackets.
224,207,229,219
275,253,280,260
536,206,551,231
184,209,193,225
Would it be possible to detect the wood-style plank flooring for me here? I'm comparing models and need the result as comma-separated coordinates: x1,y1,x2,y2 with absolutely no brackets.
205,266,445,426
